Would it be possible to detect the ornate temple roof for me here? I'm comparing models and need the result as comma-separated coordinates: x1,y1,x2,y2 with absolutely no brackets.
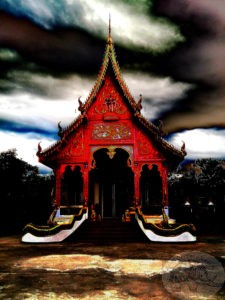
38,22,185,163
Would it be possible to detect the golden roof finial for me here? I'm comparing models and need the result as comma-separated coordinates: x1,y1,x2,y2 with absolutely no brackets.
108,13,112,43
109,13,111,36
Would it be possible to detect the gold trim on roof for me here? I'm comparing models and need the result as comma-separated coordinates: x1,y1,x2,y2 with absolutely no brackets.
38,31,184,161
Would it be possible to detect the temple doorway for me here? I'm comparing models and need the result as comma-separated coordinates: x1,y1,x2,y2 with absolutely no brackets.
89,148,134,219
61,165,83,206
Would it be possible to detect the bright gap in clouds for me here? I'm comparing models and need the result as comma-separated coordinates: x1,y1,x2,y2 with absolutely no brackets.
0,71,192,131
124,72,191,119
0,73,94,132
0,131,53,173
0,93,75,132
167,128,225,159
80,0,183,51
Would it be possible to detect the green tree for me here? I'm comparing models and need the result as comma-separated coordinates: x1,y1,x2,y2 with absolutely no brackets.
168,158,225,233
0,149,53,236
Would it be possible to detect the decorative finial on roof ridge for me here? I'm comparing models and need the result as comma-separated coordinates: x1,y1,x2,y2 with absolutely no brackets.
107,13,112,44
109,13,111,36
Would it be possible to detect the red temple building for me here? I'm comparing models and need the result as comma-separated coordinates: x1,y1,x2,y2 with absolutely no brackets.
22,23,196,243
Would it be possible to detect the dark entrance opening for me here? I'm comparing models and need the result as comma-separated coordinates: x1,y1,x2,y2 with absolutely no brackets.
140,164,162,215
89,148,134,219
61,165,83,206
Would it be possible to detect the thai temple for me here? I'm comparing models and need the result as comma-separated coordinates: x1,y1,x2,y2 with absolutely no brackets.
22,20,196,243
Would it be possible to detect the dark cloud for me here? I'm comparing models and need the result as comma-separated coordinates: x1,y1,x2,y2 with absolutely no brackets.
0,11,105,72
0,11,152,71
151,0,225,133
161,87,225,133
153,0,225,35
0,11,152,97
152,0,225,85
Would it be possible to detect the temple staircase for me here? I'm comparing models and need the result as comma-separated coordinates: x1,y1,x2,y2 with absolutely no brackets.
68,219,149,243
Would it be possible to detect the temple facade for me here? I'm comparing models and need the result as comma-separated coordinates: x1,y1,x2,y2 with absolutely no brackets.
37,28,186,220
22,24,196,243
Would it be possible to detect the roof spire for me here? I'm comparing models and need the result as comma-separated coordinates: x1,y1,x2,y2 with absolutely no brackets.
107,13,112,44
109,13,111,36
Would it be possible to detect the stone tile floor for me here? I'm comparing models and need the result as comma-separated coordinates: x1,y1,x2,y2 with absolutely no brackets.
0,235,225,299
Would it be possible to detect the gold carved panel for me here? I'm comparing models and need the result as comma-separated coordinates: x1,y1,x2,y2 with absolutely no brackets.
92,124,131,140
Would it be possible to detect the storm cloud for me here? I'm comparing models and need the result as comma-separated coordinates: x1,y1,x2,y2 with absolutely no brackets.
153,0,225,132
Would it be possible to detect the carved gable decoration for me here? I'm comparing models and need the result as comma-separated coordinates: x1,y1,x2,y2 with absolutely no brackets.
88,75,130,121
59,130,84,159
136,131,161,158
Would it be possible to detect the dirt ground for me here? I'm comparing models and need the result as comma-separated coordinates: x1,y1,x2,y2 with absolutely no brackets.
0,236,225,300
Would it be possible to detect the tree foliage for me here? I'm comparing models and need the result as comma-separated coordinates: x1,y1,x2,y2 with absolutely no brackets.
0,149,54,236
168,158,225,232
169,158,225,199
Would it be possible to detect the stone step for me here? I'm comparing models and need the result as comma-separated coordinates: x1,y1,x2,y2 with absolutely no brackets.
67,219,148,243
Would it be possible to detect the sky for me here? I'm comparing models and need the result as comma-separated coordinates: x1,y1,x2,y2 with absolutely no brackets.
0,0,225,173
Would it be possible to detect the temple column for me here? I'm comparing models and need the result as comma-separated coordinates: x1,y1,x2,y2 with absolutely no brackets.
55,166,62,207
161,166,169,207
82,164,89,206
133,164,141,206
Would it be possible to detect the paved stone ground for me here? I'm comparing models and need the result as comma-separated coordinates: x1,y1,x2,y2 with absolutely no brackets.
0,236,225,299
